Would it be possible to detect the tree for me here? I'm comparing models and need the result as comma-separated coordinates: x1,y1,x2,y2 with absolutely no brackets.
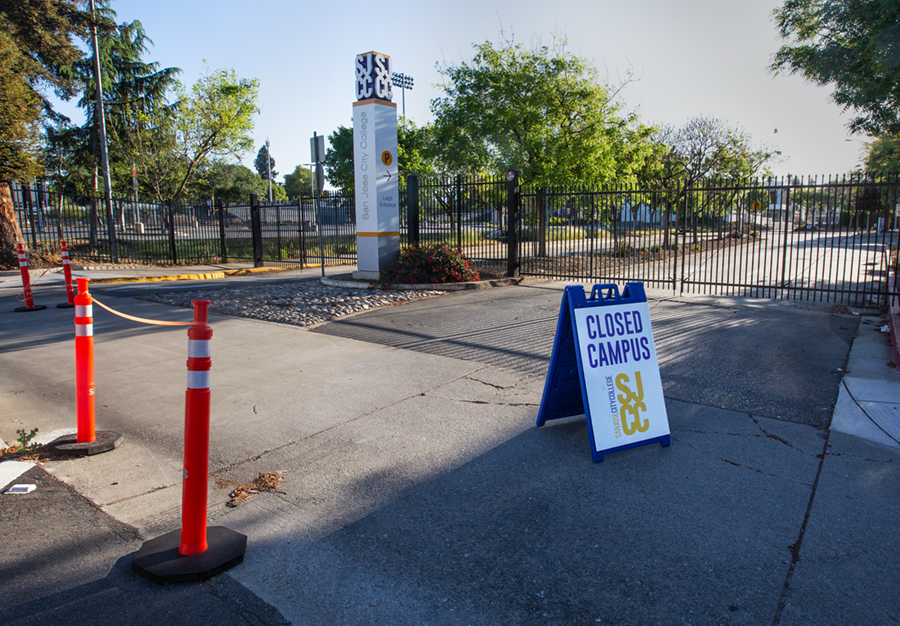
651,117,774,186
430,35,651,186
72,11,180,197
47,7,180,241
864,135,900,174
0,0,89,268
648,116,777,245
254,143,277,181
127,66,259,203
323,124,354,192
324,118,438,193
194,162,269,204
771,0,900,136
283,164,313,199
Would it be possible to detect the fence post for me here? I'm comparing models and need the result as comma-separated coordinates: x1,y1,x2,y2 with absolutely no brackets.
167,200,178,264
250,193,263,267
538,187,548,258
298,198,307,265
407,175,419,246
217,199,228,263
89,196,99,248
106,196,119,265
456,174,463,251
22,183,38,250
276,203,282,262
780,183,791,299
506,171,520,278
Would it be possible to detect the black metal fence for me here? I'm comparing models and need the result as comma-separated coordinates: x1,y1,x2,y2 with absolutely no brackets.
12,174,900,306
406,175,508,267
10,182,357,269
514,174,900,306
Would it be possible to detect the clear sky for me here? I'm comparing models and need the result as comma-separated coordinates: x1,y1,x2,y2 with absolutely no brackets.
58,0,872,183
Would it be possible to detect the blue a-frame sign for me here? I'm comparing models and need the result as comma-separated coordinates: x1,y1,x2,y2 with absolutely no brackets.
537,282,671,462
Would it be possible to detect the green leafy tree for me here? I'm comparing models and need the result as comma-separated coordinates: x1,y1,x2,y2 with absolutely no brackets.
324,118,437,193
323,124,354,192
194,162,263,204
284,164,313,199
47,7,180,241
864,135,900,174
254,143,277,181
0,0,89,268
771,0,900,136
74,11,180,197
430,34,652,186
127,66,259,203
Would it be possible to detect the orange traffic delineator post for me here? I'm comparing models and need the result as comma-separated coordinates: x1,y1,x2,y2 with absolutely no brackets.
57,240,75,308
133,300,246,584
47,278,123,457
14,243,47,312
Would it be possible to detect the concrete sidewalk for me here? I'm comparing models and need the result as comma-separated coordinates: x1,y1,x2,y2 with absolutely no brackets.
1,277,899,625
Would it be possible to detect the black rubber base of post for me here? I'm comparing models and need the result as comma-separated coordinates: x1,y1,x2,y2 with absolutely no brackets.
14,304,47,312
57,303,75,308
46,431,123,456
132,526,247,584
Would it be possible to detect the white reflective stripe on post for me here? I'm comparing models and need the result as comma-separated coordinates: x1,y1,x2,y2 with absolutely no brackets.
19,262,27,267
18,254,26,260
186,370,210,389
187,339,211,358
76,305,92,317
75,324,93,337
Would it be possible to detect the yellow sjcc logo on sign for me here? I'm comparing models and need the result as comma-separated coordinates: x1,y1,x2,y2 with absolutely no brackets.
615,372,649,435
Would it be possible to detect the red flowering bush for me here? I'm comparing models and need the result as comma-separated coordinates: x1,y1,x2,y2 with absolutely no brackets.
380,244,480,284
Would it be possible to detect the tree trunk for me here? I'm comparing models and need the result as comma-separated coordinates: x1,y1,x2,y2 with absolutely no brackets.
0,182,25,269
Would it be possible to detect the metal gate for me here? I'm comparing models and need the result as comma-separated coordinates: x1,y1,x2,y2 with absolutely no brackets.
516,175,900,307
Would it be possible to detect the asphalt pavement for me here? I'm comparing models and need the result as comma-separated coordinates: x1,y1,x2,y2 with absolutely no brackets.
1,266,899,626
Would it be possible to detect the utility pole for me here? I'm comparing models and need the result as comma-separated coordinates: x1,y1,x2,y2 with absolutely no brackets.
89,0,117,262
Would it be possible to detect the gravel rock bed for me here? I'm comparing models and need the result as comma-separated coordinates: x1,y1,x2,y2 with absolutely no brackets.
139,281,446,327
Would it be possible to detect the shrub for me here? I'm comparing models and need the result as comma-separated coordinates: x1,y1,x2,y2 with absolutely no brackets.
381,243,480,284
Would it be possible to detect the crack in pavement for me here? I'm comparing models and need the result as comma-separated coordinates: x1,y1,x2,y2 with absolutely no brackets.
771,428,832,625
207,366,492,478
672,436,816,489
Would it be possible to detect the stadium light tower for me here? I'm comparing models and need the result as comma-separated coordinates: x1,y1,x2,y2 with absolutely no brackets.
391,72,414,118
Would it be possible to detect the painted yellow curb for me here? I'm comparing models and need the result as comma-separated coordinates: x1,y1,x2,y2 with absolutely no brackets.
222,267,292,276
89,262,353,284
91,272,226,284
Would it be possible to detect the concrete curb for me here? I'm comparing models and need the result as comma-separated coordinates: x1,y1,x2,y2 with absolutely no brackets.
320,275,534,291
88,265,317,284
91,272,227,284
81,264,354,284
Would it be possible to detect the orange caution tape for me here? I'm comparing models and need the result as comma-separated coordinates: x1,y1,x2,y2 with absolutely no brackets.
91,296,192,326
